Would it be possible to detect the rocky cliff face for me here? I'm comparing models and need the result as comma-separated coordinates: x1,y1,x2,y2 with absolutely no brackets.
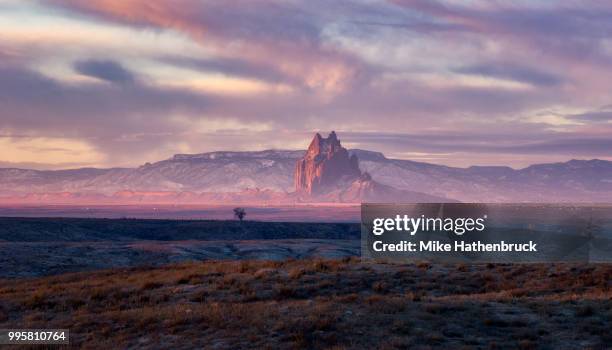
294,131,360,194
293,132,454,202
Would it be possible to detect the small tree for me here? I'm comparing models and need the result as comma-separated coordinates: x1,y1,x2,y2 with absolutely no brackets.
233,207,246,222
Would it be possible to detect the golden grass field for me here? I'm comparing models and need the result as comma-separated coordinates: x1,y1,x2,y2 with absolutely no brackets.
1,258,610,349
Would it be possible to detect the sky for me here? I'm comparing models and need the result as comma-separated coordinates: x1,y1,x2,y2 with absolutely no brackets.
1,0,612,169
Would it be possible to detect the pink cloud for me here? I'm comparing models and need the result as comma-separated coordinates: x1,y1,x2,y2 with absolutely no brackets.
50,0,363,96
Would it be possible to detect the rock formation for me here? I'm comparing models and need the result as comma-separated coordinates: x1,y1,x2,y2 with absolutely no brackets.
293,132,453,203
294,131,361,194
334,172,450,203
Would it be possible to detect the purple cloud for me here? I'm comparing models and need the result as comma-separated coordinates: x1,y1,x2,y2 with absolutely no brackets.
567,108,612,123
453,64,563,87
341,131,612,157
0,0,610,168
74,59,135,85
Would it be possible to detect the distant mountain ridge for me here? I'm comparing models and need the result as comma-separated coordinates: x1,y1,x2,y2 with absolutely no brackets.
1,137,611,202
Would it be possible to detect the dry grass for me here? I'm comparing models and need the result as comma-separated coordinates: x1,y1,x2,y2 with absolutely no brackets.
0,259,610,349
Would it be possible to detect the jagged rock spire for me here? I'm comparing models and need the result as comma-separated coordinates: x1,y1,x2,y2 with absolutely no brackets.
294,131,361,194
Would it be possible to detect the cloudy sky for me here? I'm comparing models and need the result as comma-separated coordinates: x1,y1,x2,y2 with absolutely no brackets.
1,0,612,169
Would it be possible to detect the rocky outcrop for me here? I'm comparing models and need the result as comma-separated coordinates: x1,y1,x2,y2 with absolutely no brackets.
293,132,453,203
334,172,452,203
294,131,360,194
